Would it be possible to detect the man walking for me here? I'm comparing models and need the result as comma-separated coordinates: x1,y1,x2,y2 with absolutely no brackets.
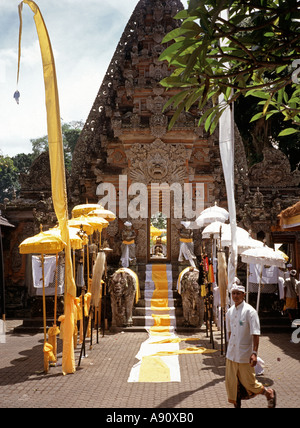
225,280,276,408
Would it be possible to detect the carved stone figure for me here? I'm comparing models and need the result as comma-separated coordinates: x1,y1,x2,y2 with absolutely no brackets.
179,268,204,327
178,221,197,267
253,187,264,207
108,268,137,328
120,221,136,267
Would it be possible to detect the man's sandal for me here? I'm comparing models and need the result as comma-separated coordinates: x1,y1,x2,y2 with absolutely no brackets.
267,389,276,408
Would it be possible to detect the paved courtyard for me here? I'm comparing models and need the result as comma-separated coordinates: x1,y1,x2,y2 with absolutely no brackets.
0,320,299,411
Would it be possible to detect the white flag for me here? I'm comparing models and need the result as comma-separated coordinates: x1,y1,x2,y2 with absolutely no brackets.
218,9,237,290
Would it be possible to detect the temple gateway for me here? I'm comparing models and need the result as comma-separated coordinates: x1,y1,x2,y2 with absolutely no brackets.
1,0,300,327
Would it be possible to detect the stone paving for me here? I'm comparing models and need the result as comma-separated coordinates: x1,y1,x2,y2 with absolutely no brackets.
0,320,299,410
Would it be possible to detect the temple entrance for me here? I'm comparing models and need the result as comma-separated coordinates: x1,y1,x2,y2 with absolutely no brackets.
148,212,170,263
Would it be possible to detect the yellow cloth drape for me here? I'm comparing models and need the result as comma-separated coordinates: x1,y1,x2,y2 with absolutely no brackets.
43,342,56,370
151,337,200,344
47,325,60,361
177,267,190,295
150,265,171,336
150,347,218,356
138,356,171,382
180,238,193,243
18,1,76,375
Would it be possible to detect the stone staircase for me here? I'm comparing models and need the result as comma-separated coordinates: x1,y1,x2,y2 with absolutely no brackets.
259,312,292,334
126,262,195,333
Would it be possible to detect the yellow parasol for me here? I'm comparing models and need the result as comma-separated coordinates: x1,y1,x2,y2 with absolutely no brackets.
150,225,162,238
49,226,87,250
19,230,66,254
72,204,103,218
276,249,289,262
88,208,116,222
83,215,109,232
68,217,94,236
83,214,110,252
19,229,66,372
67,217,93,293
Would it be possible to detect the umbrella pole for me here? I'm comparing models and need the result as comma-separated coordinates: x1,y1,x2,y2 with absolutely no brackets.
52,253,58,360
41,254,48,373
220,307,224,355
73,250,75,280
224,308,227,354
256,264,263,312
209,288,214,348
78,305,92,367
246,264,249,303
87,243,90,292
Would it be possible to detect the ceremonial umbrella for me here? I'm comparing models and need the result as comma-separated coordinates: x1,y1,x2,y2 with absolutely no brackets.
241,246,286,312
86,208,114,252
202,221,230,240
88,208,116,222
196,203,229,228
84,215,109,231
68,217,94,236
220,227,265,253
49,226,87,249
71,203,103,218
19,230,66,372
150,224,163,238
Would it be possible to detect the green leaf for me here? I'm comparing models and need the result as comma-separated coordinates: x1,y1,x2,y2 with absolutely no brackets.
168,101,186,130
185,88,203,111
245,90,271,100
278,128,299,136
250,112,265,122
162,28,187,43
162,90,190,112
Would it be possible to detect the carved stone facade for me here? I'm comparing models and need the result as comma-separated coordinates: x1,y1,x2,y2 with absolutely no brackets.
69,0,235,263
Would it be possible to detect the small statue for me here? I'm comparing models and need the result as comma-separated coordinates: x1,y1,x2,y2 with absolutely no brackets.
120,221,136,267
108,268,138,328
178,221,196,267
152,236,166,258
179,267,204,327
253,187,264,208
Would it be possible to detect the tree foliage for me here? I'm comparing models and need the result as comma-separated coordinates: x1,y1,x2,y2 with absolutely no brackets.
159,0,300,137
30,120,83,171
0,155,18,203
0,121,83,203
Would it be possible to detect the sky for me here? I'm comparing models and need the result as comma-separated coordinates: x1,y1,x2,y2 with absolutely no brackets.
0,0,188,157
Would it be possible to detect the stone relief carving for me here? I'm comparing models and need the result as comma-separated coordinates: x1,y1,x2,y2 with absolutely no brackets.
248,147,300,187
126,138,191,184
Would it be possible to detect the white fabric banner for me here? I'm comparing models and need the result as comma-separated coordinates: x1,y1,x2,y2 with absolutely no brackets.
218,9,237,290
32,255,56,288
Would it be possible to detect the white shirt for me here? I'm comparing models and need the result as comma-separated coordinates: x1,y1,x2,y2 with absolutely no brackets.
226,301,260,363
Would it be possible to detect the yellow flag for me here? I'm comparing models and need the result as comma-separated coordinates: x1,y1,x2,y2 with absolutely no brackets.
18,1,76,374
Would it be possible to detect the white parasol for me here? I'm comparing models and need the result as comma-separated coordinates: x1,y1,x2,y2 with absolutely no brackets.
202,222,263,251
221,227,264,253
241,246,286,311
202,221,229,239
196,203,229,228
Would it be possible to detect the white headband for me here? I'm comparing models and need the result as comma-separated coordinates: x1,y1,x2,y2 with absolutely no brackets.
231,284,245,293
